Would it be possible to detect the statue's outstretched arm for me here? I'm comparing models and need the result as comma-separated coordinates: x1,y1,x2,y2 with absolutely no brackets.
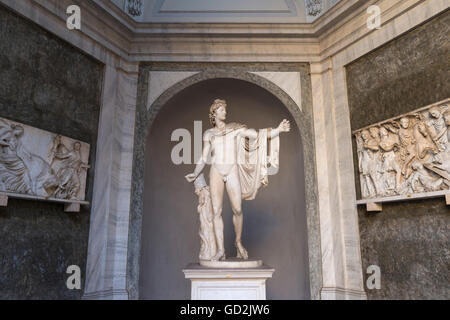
238,128,258,139
238,119,290,139
271,119,290,137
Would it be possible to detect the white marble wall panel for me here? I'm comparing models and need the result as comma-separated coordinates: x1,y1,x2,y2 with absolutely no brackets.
312,65,365,299
147,71,200,111
330,67,364,293
83,64,138,299
250,72,302,111
310,62,347,297
309,60,364,301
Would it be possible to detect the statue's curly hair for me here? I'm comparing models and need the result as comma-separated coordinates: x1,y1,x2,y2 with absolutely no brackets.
209,99,227,127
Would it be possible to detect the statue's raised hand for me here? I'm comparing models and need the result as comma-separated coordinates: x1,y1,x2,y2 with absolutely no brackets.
185,173,197,183
278,119,290,133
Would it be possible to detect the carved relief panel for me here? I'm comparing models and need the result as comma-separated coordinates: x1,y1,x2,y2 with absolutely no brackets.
0,117,90,205
353,98,450,202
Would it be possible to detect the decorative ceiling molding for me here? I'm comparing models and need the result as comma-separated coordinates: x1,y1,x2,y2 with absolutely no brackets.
125,0,143,17
109,0,349,24
305,0,323,17
104,0,362,34
112,0,308,22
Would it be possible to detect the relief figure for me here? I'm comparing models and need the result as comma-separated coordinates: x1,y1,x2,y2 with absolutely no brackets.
427,107,448,152
0,118,90,202
354,99,450,199
50,135,90,200
0,121,57,196
379,126,401,193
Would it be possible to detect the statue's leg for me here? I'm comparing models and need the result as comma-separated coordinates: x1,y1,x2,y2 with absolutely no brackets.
209,165,226,261
225,166,248,260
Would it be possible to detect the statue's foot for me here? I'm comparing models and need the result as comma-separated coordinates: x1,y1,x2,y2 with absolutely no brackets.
235,242,248,260
211,250,225,261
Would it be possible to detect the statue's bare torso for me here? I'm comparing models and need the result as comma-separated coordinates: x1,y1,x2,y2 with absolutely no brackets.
204,124,246,177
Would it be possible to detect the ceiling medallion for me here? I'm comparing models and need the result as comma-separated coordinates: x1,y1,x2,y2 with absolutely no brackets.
126,0,143,17
305,0,323,17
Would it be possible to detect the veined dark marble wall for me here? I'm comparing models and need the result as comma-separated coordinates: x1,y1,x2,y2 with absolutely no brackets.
0,5,103,299
347,11,450,299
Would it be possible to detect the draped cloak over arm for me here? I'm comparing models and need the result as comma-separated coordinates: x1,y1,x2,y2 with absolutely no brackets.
235,126,280,201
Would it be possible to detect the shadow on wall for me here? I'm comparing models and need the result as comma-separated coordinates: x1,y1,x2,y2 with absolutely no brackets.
139,78,310,299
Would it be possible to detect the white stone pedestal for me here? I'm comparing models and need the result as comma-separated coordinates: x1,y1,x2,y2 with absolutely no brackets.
183,263,275,300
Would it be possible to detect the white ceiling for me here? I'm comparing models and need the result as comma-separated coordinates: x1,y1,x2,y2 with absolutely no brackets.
111,0,341,23
160,0,292,12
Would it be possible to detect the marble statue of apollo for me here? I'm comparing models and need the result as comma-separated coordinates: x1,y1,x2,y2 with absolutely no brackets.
185,99,290,261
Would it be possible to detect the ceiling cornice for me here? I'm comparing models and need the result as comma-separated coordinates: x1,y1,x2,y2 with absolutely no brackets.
1,0,446,64
90,0,367,37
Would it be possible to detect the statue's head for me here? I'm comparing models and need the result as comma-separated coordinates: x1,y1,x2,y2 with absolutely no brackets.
361,130,370,141
379,127,388,137
399,117,409,129
11,124,24,138
73,141,81,151
369,127,379,138
429,106,441,119
209,99,227,127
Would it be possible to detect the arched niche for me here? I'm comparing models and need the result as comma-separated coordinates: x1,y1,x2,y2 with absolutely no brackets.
128,67,321,300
